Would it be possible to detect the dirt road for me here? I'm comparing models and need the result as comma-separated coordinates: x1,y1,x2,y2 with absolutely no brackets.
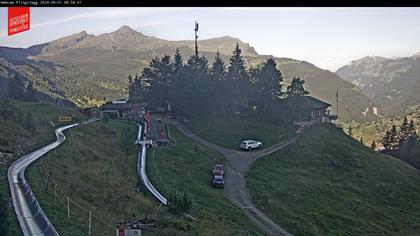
174,122,297,236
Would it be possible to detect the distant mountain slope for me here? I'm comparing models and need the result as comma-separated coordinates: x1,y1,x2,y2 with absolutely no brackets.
247,123,420,235
0,25,377,122
336,54,420,116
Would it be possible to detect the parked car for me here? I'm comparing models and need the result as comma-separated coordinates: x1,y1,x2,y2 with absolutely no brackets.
212,164,224,176
240,139,262,151
212,175,224,188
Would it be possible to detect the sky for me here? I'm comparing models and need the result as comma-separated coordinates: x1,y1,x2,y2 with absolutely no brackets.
1,7,420,71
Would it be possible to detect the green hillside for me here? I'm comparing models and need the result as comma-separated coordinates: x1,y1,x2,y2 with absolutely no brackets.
25,121,261,235
186,114,294,150
0,100,86,235
247,123,420,235
147,125,262,235
26,121,191,235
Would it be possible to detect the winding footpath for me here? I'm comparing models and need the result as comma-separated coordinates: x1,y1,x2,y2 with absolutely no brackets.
7,119,96,236
174,121,298,236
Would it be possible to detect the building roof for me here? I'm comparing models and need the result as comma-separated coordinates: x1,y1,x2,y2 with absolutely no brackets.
100,102,146,111
101,103,133,111
301,96,331,109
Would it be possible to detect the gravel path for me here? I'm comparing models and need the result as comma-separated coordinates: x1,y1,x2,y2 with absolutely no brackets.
173,121,297,236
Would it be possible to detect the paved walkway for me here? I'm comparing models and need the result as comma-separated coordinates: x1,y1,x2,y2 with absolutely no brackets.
173,121,297,236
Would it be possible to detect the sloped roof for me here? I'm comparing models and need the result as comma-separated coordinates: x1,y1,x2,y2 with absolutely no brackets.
301,96,331,109
101,103,133,111
100,102,146,111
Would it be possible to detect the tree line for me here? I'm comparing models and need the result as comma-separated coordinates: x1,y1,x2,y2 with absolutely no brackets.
381,117,419,165
128,43,309,122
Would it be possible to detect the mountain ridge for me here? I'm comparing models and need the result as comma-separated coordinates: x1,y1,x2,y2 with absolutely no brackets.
0,25,378,123
336,52,420,116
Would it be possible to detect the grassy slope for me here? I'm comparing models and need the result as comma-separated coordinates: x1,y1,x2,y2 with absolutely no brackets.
247,123,420,235
26,121,169,235
0,101,85,153
186,114,293,150
147,125,262,235
0,101,85,236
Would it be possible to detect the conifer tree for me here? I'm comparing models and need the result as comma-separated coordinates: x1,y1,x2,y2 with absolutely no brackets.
226,43,249,112
398,117,411,146
286,77,309,98
408,119,418,140
255,58,283,112
370,140,376,150
227,43,248,81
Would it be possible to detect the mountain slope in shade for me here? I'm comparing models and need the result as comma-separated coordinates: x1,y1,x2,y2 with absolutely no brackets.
0,25,377,122
336,54,420,116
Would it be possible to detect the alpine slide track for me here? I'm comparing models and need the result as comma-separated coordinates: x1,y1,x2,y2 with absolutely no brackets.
7,117,296,235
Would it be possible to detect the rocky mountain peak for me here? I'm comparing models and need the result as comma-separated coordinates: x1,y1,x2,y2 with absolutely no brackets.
112,25,142,37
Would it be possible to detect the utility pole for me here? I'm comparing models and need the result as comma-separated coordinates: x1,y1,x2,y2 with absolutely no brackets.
67,197,70,220
194,21,199,57
88,211,92,236
336,90,339,120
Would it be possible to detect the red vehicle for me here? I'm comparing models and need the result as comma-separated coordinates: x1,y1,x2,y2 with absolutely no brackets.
212,164,224,176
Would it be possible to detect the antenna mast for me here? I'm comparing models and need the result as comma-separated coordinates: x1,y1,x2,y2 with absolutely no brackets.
336,90,339,120
194,21,199,57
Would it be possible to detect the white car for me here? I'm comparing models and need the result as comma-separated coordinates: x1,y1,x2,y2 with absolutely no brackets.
240,140,262,151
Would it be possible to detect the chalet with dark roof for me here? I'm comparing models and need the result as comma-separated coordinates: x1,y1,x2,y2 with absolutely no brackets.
90,99,145,120
294,96,337,126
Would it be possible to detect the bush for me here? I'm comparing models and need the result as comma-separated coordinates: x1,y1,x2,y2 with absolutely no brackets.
168,192,192,215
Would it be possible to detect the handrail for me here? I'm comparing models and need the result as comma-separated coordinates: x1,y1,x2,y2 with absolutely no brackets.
8,118,98,236
8,123,78,236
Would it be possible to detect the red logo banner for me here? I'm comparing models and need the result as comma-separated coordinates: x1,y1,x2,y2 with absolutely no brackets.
8,7,30,36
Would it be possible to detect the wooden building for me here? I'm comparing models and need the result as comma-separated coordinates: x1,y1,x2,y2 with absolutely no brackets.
294,96,337,126
90,99,145,121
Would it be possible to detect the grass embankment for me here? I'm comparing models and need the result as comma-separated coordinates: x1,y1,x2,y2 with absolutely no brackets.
0,100,85,153
27,120,174,235
186,114,294,150
247,123,420,235
147,125,262,235
0,100,85,236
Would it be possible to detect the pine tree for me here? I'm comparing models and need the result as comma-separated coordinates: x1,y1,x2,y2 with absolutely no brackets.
210,51,226,80
172,48,184,74
383,129,392,151
390,125,399,150
255,58,283,112
227,43,249,112
140,55,174,108
408,119,418,140
398,117,411,146
286,77,309,98
210,51,227,113
383,125,399,153
170,49,184,113
127,74,133,101
227,43,248,81
370,140,376,150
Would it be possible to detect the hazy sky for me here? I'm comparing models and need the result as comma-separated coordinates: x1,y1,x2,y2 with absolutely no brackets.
1,7,420,71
